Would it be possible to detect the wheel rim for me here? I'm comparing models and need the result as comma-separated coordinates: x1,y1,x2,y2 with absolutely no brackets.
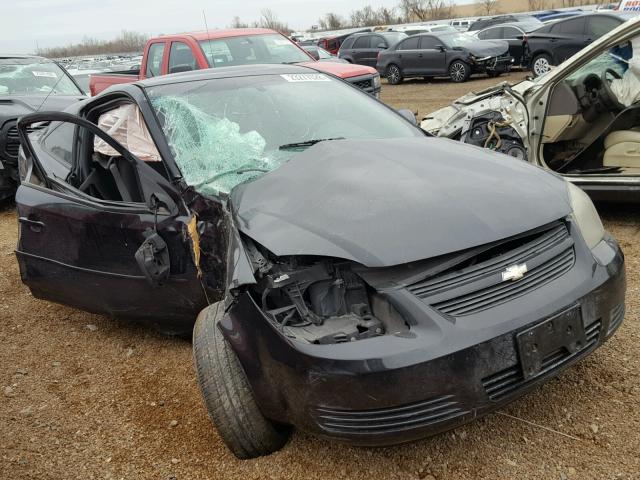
451,63,465,81
388,66,400,83
534,57,549,76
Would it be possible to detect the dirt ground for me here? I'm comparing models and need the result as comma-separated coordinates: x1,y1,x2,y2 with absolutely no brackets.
2,72,639,480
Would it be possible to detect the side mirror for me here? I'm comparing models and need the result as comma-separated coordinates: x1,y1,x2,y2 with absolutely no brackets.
397,108,417,126
135,229,170,286
436,45,446,52
307,49,320,60
376,43,388,49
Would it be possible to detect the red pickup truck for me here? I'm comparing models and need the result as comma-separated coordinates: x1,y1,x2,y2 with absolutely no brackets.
90,28,381,97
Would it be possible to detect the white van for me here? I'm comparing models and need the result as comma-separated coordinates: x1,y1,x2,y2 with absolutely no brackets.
449,19,473,31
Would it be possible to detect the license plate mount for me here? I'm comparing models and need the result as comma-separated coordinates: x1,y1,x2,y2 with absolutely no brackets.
517,306,585,381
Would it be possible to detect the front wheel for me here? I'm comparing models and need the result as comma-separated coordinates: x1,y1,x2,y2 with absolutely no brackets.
386,64,403,85
531,53,552,77
449,60,470,83
193,302,291,459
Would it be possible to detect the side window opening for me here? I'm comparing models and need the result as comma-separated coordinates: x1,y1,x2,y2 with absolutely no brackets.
419,36,439,50
353,36,371,49
66,102,167,203
145,43,165,78
168,41,198,74
399,37,419,50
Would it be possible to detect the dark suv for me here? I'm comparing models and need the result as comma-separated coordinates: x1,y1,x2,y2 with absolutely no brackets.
338,32,407,67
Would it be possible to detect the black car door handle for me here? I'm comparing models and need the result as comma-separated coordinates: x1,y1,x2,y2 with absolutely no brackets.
19,217,45,233
418,53,423,57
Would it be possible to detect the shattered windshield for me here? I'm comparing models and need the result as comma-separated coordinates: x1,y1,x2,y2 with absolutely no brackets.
147,73,421,195
0,59,82,96
199,34,311,68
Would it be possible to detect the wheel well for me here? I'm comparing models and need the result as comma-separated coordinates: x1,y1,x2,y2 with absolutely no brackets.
448,58,468,70
530,50,552,62
386,63,401,74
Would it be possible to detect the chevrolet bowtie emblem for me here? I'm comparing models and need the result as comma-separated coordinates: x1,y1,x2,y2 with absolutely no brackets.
502,264,528,282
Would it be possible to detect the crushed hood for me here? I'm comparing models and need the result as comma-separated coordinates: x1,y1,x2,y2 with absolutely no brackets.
464,40,509,58
231,137,571,267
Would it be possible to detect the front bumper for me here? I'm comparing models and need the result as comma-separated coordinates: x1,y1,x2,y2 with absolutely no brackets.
220,231,625,446
475,55,513,73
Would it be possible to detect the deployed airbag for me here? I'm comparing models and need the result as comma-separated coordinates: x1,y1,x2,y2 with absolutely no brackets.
94,104,161,161
611,37,640,107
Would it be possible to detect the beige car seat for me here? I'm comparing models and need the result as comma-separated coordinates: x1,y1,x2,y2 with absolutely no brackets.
603,130,640,168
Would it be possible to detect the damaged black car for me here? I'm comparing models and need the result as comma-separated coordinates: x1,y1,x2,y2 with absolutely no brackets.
0,55,85,202
15,65,625,459
377,32,513,84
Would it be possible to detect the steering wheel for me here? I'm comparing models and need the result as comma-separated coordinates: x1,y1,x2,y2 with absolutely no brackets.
600,68,624,111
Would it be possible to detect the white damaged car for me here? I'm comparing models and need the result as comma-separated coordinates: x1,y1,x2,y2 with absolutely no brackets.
422,16,640,202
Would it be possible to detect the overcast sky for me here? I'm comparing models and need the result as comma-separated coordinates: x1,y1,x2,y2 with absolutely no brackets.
1,0,473,53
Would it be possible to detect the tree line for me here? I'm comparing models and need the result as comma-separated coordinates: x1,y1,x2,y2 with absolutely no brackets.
36,0,604,58
37,30,148,58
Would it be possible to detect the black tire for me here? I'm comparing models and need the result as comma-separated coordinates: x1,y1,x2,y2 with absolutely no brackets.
386,64,403,85
449,60,470,83
193,302,290,459
487,70,502,78
531,53,552,77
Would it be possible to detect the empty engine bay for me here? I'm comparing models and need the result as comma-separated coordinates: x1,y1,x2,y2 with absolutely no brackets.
244,243,409,344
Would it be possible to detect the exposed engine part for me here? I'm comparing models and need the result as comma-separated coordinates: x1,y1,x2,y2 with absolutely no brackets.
250,255,408,344
423,88,530,159
461,111,527,160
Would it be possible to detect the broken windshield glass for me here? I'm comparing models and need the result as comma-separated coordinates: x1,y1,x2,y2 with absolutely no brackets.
147,73,422,195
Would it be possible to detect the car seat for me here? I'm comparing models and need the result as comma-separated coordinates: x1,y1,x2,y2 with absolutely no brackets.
603,130,640,168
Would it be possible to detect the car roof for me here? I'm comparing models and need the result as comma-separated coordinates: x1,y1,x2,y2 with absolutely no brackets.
553,11,633,21
153,28,277,42
349,31,398,37
0,54,49,60
479,22,541,30
137,63,319,88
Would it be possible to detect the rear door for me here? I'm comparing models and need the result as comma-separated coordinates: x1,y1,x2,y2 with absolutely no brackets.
351,35,372,65
550,17,588,63
15,110,207,332
502,26,526,64
586,15,623,43
395,37,421,74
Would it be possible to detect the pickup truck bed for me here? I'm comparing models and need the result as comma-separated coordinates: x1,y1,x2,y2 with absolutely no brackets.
89,71,139,96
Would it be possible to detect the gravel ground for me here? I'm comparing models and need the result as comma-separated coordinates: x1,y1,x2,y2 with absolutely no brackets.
1,72,639,480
